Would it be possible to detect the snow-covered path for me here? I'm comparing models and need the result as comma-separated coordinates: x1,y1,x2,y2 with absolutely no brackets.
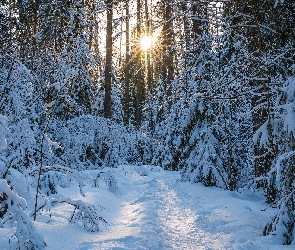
1,165,292,249
154,179,199,249
71,166,290,250
80,169,216,250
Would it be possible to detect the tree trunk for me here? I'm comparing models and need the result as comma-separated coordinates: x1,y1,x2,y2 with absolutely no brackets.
135,0,144,127
123,0,130,125
191,0,208,38
162,0,174,100
144,0,152,91
104,0,113,119
247,0,273,183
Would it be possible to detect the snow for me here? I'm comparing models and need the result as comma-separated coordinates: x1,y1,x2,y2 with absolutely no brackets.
0,115,8,150
253,121,269,147
0,165,294,249
0,179,46,249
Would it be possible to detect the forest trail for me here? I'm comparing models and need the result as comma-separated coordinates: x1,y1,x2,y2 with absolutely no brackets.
111,175,203,249
33,166,288,250
91,169,218,249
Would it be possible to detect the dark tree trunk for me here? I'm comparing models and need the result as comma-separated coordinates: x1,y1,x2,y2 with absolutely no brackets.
123,0,130,125
248,1,273,181
191,0,208,38
104,0,113,119
162,0,174,99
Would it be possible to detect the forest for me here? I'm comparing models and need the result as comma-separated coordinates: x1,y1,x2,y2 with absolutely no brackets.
0,0,295,248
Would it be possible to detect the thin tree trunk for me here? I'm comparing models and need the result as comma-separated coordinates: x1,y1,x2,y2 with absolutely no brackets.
124,0,130,125
145,0,152,91
162,0,174,100
191,0,207,38
135,0,144,127
104,0,113,119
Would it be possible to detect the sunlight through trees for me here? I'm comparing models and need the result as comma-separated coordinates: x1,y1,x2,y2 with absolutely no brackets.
0,0,294,246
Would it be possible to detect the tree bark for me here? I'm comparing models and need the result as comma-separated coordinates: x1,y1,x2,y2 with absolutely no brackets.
104,0,113,119
247,0,273,183
135,0,144,127
144,0,152,91
162,0,174,100
123,0,130,125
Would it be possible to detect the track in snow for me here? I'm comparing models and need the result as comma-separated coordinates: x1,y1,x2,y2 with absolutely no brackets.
91,170,231,249
77,170,208,249
32,166,281,249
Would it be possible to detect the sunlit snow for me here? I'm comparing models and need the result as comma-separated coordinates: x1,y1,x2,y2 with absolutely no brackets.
0,165,293,249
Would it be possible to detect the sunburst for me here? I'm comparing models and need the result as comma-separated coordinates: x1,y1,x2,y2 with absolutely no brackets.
140,35,154,51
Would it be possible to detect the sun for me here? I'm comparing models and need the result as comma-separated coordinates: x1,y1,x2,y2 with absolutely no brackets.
140,35,154,51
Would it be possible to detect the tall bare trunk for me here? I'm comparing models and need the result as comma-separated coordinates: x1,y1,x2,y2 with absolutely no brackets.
135,0,144,127
104,0,113,119
123,0,130,125
162,0,174,100
144,0,152,91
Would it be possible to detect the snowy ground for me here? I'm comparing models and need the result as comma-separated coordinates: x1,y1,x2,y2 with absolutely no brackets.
0,165,294,249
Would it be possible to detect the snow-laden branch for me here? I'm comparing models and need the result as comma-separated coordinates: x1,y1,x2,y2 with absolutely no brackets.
40,194,107,232
0,115,8,150
0,179,46,250
268,151,295,185
25,164,86,197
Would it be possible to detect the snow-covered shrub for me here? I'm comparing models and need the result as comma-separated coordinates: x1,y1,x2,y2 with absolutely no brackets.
134,165,150,177
47,115,143,169
6,118,37,171
0,179,46,250
44,195,107,232
69,204,106,232
39,170,68,196
0,56,45,174
91,169,118,193
69,202,107,232
103,170,118,194
27,165,85,198
0,115,46,249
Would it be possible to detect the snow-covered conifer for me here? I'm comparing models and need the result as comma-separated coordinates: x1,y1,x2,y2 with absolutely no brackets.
262,76,295,244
